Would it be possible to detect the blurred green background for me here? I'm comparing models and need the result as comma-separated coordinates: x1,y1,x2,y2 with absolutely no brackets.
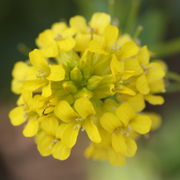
0,0,180,179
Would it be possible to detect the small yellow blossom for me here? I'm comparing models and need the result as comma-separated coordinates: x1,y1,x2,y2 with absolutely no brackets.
9,12,166,165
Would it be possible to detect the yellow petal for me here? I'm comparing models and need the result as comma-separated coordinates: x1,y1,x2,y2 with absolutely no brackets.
41,43,59,58
75,33,91,51
124,58,143,75
42,82,52,97
88,37,106,54
47,64,65,81
117,34,132,46
121,70,136,80
36,132,54,156
52,141,71,160
145,95,164,105
54,101,78,122
22,79,47,92
9,106,26,126
131,114,152,134
62,123,80,148
104,25,119,48
84,144,95,158
36,29,54,48
146,113,162,130
127,94,145,112
56,123,69,139
110,55,124,80
90,12,111,33
116,85,136,96
57,37,75,51
149,79,165,93
116,104,136,126
70,15,87,32
83,119,101,143
12,61,30,79
108,150,126,166
112,132,127,154
23,119,39,137
125,138,137,157
29,49,49,73
40,116,59,135
136,74,150,94
118,41,139,59
74,98,95,119
147,62,165,83
137,46,150,65
51,22,67,34
100,112,122,133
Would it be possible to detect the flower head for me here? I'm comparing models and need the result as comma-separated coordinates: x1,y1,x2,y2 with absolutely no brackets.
9,12,166,165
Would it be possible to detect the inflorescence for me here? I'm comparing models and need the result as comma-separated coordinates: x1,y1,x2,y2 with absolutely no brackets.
9,12,166,166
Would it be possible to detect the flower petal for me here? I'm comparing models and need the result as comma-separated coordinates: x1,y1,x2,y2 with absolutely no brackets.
9,106,26,126
104,25,119,48
145,95,164,105
116,104,136,126
74,98,95,119
127,94,145,112
70,15,87,32
40,115,59,135
112,132,127,154
29,49,49,73
47,64,65,81
125,138,137,157
52,141,71,160
62,123,80,148
110,55,124,80
108,151,126,166
100,112,122,133
83,119,101,143
90,12,111,33
36,132,54,156
137,46,150,65
136,74,150,95
23,119,39,137
54,101,78,122
118,41,139,59
131,114,151,134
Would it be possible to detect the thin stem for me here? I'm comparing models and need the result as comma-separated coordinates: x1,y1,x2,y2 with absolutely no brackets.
108,0,117,25
133,25,143,39
124,0,141,34
152,38,180,58
167,72,180,82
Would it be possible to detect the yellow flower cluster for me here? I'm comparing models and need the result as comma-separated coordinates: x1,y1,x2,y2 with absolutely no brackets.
9,12,166,166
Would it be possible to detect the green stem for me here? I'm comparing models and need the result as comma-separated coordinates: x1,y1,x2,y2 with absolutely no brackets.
124,0,141,34
166,72,180,82
152,38,180,58
133,25,143,39
108,0,116,24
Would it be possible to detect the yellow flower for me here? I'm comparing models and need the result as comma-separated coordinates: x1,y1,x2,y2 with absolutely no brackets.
54,97,101,147
100,103,151,156
9,12,166,166
70,12,111,51
36,22,75,57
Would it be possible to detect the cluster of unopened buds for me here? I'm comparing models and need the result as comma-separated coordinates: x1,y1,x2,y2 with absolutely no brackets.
9,12,166,166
